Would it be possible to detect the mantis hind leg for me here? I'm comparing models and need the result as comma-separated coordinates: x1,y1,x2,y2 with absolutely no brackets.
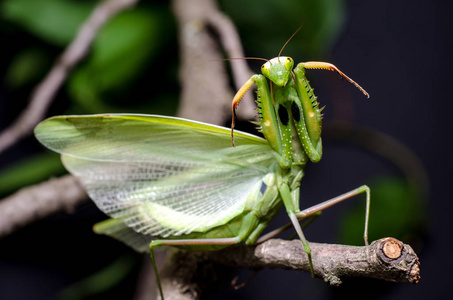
295,185,371,245
278,184,371,278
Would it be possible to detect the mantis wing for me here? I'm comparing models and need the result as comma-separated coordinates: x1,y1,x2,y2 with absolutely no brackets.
35,114,275,248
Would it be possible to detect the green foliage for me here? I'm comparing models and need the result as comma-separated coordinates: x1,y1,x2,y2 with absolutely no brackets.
1,0,94,46
5,48,50,88
219,0,346,59
56,255,138,300
0,152,66,197
68,8,172,113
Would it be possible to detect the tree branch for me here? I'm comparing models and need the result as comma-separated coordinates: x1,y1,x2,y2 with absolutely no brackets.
172,0,231,125
172,0,255,125
204,7,256,120
157,238,420,300
0,174,87,238
0,0,140,155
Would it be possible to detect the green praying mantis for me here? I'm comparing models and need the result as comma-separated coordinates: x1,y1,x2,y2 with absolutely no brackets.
34,32,371,299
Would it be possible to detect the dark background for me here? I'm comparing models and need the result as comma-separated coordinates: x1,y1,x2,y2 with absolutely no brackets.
0,0,451,299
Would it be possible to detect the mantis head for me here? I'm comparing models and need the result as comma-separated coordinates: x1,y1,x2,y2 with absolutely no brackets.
261,57,294,87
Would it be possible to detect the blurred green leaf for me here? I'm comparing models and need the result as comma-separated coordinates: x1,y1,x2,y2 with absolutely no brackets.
68,8,171,113
1,0,94,46
56,255,138,300
219,0,346,59
0,152,66,196
5,48,49,88
338,176,425,245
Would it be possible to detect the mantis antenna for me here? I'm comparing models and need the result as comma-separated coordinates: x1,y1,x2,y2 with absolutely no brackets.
278,25,303,58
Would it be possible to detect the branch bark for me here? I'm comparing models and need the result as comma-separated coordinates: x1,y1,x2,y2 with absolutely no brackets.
0,174,87,238
156,238,420,300
172,0,255,125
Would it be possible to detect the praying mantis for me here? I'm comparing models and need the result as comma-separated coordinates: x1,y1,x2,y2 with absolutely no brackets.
34,32,371,299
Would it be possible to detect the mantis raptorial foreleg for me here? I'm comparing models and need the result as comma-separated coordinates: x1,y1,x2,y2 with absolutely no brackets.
232,74,293,168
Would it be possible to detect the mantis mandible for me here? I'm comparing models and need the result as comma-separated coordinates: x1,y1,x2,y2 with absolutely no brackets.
34,31,370,299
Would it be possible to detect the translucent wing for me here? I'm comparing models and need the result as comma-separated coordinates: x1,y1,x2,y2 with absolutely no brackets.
35,114,275,239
